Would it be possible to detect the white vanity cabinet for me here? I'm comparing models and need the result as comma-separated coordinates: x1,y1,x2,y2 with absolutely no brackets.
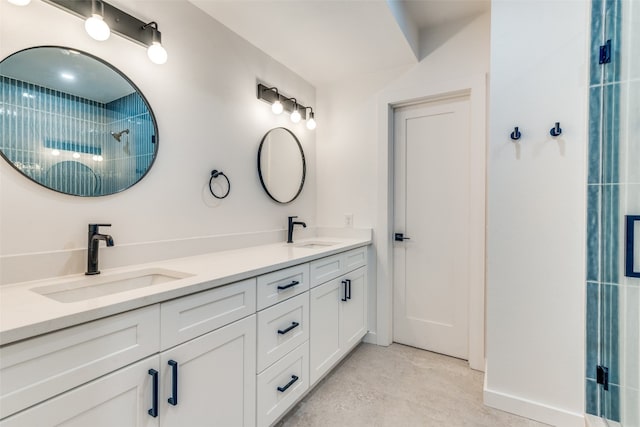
0,242,369,427
309,246,367,386
0,280,257,427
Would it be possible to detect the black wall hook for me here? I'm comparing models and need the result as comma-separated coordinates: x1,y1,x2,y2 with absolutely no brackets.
510,127,521,141
550,122,562,137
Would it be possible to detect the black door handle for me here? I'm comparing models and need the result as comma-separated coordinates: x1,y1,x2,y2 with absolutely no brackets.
148,369,158,418
346,279,352,300
277,280,299,291
626,215,640,278
277,375,299,392
168,360,178,406
394,233,410,242
278,321,300,335
341,280,348,302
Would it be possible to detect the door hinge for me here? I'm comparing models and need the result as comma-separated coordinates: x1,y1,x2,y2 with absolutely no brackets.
596,365,609,391
599,40,612,64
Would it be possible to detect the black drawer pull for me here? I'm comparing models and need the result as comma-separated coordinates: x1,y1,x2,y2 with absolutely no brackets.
168,360,178,406
277,375,299,392
278,321,300,335
277,280,299,291
148,369,158,418
346,279,352,300
341,280,348,302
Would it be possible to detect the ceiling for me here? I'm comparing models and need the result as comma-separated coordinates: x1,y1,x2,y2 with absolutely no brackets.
188,0,490,86
0,47,135,104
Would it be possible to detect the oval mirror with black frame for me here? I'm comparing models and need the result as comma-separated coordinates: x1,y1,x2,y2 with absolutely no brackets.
0,46,158,197
257,127,306,204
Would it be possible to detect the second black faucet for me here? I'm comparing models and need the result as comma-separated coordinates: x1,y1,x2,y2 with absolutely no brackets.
287,216,306,243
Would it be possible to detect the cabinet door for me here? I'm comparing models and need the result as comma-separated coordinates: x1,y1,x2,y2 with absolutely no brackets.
159,315,256,427
340,267,367,351
0,356,159,427
309,280,342,385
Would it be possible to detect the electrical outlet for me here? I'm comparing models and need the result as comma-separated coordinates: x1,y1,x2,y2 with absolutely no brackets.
344,213,353,228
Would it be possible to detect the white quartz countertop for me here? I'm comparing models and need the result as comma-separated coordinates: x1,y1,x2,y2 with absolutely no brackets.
0,236,371,345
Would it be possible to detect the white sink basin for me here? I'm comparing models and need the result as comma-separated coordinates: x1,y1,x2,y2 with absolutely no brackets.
294,241,338,249
32,268,193,303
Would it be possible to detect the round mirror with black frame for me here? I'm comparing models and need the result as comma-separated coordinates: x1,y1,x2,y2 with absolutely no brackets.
0,46,159,197
257,127,306,204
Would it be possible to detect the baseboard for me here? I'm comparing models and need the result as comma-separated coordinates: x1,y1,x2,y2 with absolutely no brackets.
363,331,377,344
483,386,585,427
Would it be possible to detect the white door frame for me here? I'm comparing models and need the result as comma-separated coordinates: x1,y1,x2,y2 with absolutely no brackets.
375,74,487,371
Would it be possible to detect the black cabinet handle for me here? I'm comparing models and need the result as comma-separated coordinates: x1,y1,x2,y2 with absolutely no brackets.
277,280,299,291
346,279,352,300
168,360,178,406
277,321,300,335
148,369,158,418
277,375,299,392
341,280,348,302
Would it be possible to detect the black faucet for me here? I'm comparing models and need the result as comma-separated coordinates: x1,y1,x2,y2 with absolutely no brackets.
287,216,307,243
86,224,114,275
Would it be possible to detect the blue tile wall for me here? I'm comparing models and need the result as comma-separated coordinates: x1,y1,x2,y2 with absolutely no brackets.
603,0,622,84
0,76,156,196
588,87,602,184
590,0,604,86
586,0,625,421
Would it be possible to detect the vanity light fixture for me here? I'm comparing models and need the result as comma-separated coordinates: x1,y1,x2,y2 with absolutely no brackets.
42,0,168,65
256,83,317,130
84,0,110,41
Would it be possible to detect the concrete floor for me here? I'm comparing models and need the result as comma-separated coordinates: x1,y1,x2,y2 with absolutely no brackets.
277,343,549,427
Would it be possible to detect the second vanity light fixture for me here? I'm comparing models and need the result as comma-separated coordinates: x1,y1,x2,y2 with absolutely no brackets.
34,0,168,64
257,84,317,130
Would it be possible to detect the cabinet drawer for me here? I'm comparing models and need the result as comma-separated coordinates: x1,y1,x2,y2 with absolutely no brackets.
0,305,159,419
309,253,343,288
257,293,309,372
256,341,309,427
257,264,309,311
344,246,367,273
161,278,256,349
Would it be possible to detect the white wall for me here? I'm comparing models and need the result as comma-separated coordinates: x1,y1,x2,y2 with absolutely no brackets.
316,12,490,351
484,1,588,426
0,0,316,283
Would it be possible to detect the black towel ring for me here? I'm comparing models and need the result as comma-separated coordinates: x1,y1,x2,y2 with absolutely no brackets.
209,170,230,199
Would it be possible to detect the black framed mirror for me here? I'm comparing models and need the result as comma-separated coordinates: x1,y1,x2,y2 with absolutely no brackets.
257,127,306,204
0,46,158,197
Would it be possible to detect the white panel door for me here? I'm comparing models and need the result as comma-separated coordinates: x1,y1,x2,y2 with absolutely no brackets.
393,96,471,359
1,356,159,427
159,315,256,427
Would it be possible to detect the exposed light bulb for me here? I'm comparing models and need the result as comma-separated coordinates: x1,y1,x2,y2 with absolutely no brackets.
147,41,168,64
7,0,31,5
85,14,110,41
51,149,60,156
97,155,104,162
306,116,317,130
272,100,283,115
72,152,81,159
290,109,301,123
